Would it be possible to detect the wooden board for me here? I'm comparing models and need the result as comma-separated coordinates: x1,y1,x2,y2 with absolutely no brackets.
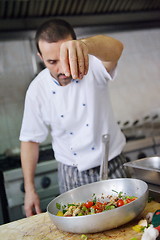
0,201,160,240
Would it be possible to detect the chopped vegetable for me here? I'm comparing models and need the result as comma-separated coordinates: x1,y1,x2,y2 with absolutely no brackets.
55,191,138,217
84,201,94,209
138,219,148,227
92,193,97,203
56,211,63,216
117,199,124,207
105,205,115,210
56,203,61,210
81,234,88,240
132,224,145,232
68,204,76,207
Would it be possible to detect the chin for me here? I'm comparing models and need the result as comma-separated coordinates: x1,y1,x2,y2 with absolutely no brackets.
61,80,71,86
59,78,72,86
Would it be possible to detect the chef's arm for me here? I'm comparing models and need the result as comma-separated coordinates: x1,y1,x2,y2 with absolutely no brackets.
81,35,123,73
60,34,123,79
21,141,42,217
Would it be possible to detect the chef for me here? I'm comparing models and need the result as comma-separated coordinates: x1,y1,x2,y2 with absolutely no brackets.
19,18,127,217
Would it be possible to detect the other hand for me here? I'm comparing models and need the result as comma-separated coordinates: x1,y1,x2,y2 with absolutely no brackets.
24,190,42,217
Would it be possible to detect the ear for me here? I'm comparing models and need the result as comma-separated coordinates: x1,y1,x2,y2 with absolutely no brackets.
37,52,43,61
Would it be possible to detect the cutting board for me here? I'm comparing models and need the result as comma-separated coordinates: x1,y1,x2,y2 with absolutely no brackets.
0,201,160,240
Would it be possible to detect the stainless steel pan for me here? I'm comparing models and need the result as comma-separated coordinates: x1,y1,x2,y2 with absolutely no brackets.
47,135,148,233
47,178,148,233
124,156,160,185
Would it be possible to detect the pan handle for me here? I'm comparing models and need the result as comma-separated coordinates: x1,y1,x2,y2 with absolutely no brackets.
100,134,110,181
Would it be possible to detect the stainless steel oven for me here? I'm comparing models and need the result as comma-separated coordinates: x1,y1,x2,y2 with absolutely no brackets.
0,144,60,223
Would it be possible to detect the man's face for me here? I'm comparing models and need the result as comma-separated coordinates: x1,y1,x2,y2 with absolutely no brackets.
38,36,72,86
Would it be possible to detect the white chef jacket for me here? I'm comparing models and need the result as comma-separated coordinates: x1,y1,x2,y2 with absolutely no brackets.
19,55,126,171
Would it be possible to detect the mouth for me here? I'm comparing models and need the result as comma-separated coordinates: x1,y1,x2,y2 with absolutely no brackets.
58,74,69,80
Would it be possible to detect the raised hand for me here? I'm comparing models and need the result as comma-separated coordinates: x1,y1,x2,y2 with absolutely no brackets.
60,40,89,80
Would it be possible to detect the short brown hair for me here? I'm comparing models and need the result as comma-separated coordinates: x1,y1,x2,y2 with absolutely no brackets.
35,19,76,54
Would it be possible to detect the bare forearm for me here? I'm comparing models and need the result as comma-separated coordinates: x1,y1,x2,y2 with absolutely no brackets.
60,34,123,80
21,141,39,192
81,35,124,62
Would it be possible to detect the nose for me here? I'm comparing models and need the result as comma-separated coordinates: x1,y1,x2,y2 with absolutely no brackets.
57,61,64,75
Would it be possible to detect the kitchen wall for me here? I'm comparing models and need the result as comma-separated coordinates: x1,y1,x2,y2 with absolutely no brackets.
0,28,160,154
0,40,34,154
109,28,160,129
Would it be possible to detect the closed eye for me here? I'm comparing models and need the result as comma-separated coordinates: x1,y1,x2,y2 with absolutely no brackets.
47,60,57,65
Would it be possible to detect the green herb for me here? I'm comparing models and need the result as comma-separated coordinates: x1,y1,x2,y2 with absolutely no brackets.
141,226,147,231
68,204,76,207
56,203,61,210
118,191,123,198
62,209,67,214
92,193,97,203
130,238,138,240
112,190,124,198
112,189,118,194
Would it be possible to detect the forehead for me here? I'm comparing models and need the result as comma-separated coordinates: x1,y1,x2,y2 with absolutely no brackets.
39,36,72,59
39,40,63,58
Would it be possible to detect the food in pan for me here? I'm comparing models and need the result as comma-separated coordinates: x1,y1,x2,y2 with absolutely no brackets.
56,190,137,217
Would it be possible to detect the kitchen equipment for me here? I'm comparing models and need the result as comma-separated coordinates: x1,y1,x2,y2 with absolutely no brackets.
3,160,59,222
47,178,148,233
124,156,160,186
1,144,59,223
123,136,156,162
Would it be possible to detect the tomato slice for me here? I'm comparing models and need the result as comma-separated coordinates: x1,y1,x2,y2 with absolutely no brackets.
130,197,137,201
96,209,102,213
84,201,94,208
95,202,103,210
117,199,124,207
126,198,137,203
126,199,132,203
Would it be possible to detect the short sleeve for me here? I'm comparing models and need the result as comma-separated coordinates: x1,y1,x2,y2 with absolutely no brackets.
19,89,49,143
88,55,117,85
